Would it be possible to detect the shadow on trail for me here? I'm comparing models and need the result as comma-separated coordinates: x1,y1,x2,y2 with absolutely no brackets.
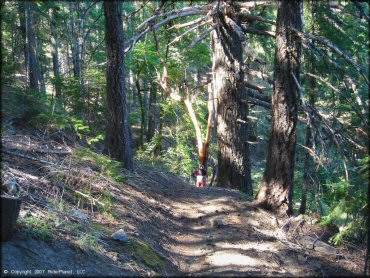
124,167,358,276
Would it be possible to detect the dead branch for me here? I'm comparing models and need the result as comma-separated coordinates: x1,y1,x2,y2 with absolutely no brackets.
293,28,369,84
34,148,72,155
202,83,216,166
125,0,150,20
238,1,273,10
304,72,338,92
242,98,271,110
168,16,206,30
127,4,213,52
136,4,212,31
240,14,276,25
245,80,269,93
3,149,69,169
74,190,105,206
188,26,215,48
241,25,275,37
168,19,211,46
304,72,368,127
225,14,245,39
248,89,272,103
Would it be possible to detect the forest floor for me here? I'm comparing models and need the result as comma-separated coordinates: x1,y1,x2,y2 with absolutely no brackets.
1,124,366,277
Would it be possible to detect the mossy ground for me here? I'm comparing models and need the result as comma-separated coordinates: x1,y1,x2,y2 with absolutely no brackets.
129,241,165,271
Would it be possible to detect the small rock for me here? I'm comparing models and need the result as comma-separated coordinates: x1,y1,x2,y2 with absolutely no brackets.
1,175,20,196
107,251,119,261
111,229,129,243
94,232,102,239
70,209,89,222
212,218,223,228
297,236,337,255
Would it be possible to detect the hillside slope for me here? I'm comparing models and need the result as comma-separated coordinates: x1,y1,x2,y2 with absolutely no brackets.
1,124,364,276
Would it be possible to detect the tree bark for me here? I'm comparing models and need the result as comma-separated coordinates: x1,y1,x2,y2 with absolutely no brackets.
18,1,42,92
147,79,157,142
50,7,62,100
300,76,315,215
257,0,303,215
18,1,29,84
154,91,164,157
211,4,252,196
135,73,146,150
69,2,81,81
300,1,316,215
103,1,133,170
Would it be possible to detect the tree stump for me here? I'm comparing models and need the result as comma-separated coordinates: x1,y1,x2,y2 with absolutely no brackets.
1,195,21,241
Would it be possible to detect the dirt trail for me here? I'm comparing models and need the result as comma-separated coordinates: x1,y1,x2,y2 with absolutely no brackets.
1,126,364,276
125,168,362,276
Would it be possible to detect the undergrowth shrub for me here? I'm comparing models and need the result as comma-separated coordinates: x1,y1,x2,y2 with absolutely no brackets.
18,214,55,240
74,147,125,183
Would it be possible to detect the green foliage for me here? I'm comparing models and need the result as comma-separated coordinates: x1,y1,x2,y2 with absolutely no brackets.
18,214,54,240
329,220,366,246
70,117,89,138
319,173,367,245
75,233,102,251
358,156,369,179
74,148,126,183
100,191,115,215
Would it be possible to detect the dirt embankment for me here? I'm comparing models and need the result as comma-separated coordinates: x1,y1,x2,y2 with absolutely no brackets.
1,125,365,277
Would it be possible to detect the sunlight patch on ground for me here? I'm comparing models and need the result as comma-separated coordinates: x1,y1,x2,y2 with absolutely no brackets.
246,218,260,227
199,204,219,213
199,198,236,214
207,251,261,267
215,241,277,252
171,245,208,256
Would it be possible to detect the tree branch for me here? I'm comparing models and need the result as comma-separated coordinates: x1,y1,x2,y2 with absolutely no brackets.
293,28,369,84
241,25,275,37
188,26,215,48
245,80,269,94
168,19,210,46
136,4,211,31
240,14,275,25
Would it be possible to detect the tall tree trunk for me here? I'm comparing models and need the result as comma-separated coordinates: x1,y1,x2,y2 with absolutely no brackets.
69,2,81,81
300,2,316,215
10,21,16,79
256,0,303,215
154,91,164,157
18,1,41,92
211,5,252,196
103,1,133,170
50,8,62,100
27,2,42,92
300,75,315,214
34,13,46,94
135,75,146,150
18,1,29,85
147,79,157,142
